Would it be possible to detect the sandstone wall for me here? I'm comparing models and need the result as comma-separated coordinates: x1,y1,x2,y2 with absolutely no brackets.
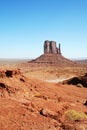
44,40,61,54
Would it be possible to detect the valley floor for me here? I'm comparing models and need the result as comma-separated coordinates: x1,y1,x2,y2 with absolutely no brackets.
0,60,87,130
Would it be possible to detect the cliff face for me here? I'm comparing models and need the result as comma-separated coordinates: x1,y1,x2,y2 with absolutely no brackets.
44,40,61,54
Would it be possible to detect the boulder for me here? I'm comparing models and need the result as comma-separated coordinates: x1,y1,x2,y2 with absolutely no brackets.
40,108,58,120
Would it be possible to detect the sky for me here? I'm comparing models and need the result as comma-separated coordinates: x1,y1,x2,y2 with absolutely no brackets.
0,0,87,59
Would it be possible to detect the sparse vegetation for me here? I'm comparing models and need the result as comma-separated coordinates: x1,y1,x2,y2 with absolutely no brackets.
65,110,87,121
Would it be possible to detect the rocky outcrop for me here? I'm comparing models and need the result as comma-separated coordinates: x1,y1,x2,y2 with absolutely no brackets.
44,40,61,54
40,108,58,120
63,73,87,88
0,69,21,78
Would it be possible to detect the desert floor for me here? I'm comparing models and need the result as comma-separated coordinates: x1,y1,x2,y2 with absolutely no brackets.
0,59,87,130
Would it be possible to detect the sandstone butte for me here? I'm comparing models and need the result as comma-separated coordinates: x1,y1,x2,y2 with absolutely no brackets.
28,40,78,67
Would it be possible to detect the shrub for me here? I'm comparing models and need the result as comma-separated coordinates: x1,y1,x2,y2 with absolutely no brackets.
65,110,87,121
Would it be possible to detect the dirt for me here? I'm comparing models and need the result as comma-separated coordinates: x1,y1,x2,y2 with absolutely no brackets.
0,60,87,130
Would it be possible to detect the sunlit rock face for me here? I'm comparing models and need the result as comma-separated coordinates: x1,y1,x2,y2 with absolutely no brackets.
44,40,61,54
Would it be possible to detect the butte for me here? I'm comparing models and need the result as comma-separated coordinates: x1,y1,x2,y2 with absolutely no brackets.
28,40,77,67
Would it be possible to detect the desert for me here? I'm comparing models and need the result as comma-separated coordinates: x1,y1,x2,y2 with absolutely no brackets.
1,0,87,129
0,41,87,130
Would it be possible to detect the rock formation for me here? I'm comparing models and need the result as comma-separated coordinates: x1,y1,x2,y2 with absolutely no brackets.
62,73,87,88
28,40,77,66
44,40,61,54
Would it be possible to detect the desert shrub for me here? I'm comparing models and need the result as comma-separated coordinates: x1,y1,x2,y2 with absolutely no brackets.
65,110,87,121
76,83,83,88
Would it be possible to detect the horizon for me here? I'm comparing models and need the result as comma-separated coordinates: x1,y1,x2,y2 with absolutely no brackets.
0,56,87,61
0,0,87,59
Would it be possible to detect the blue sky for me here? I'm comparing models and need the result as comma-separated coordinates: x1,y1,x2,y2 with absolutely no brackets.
0,0,87,59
